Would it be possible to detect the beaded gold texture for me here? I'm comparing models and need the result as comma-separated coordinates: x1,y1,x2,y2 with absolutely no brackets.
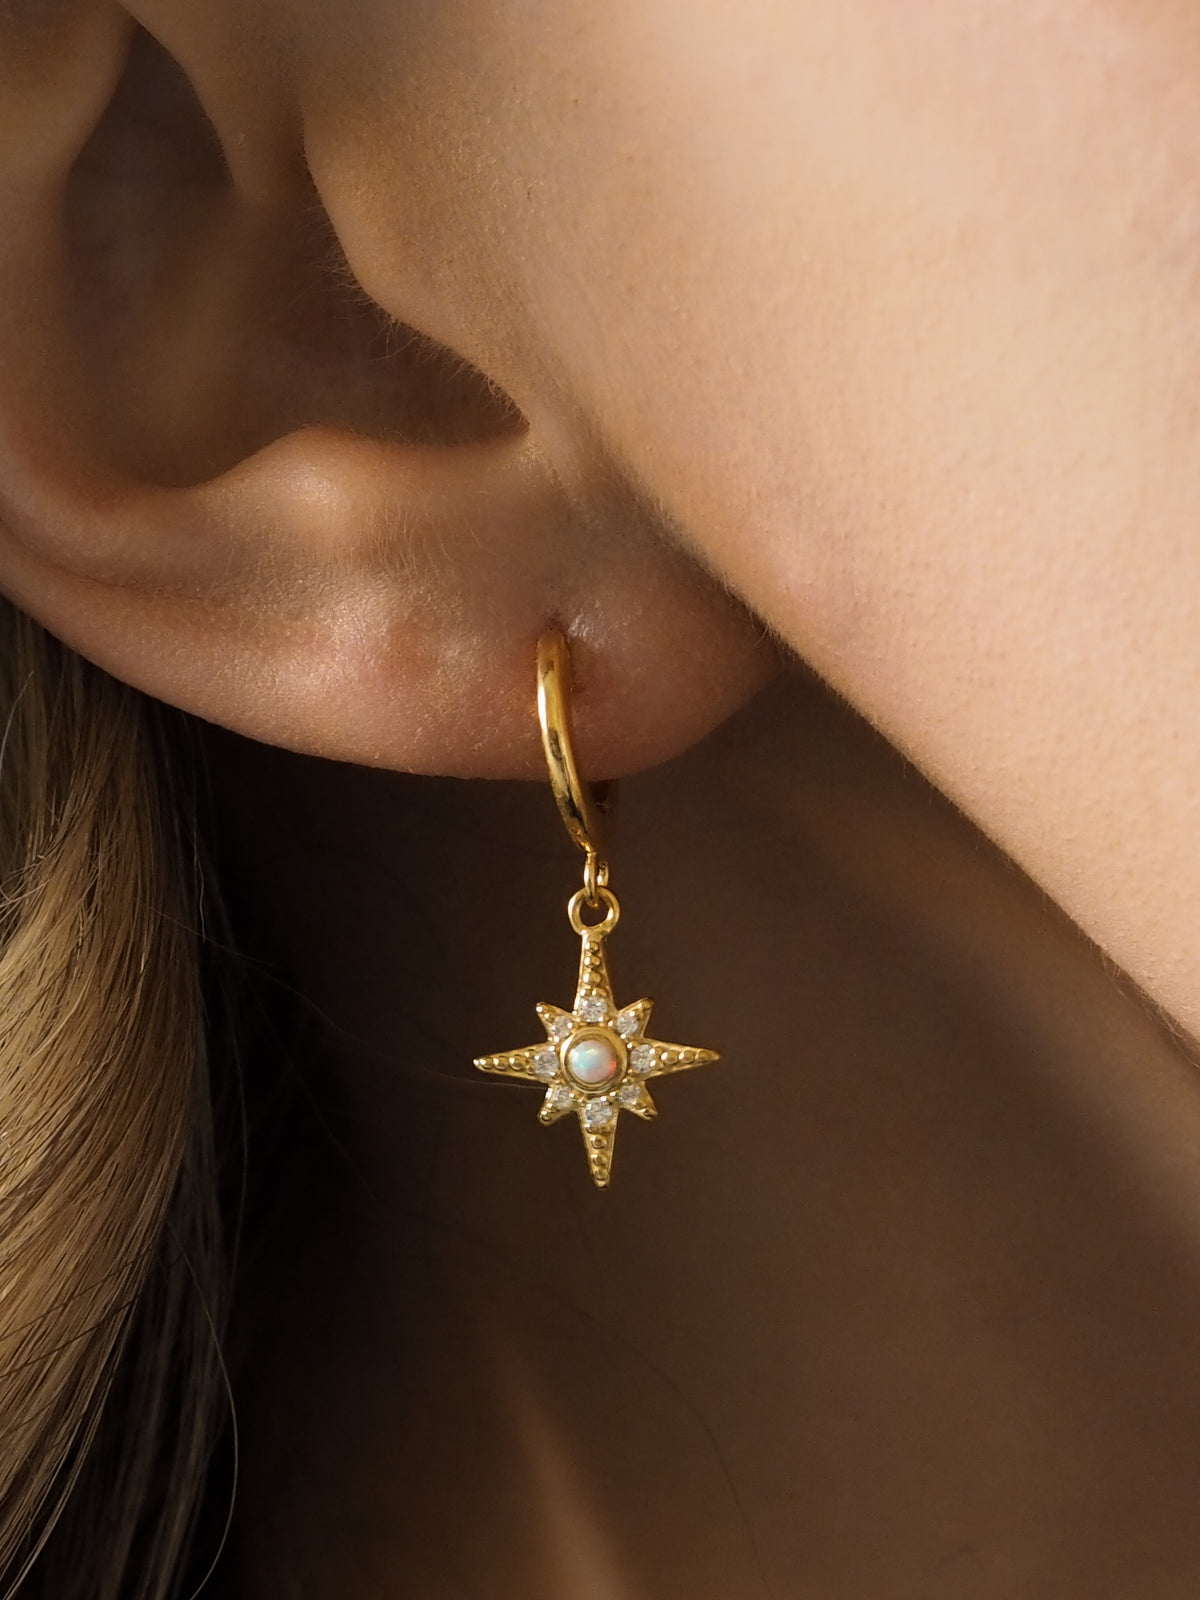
473,631,720,1188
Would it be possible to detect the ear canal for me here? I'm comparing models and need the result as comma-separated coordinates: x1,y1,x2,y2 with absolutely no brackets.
60,24,526,488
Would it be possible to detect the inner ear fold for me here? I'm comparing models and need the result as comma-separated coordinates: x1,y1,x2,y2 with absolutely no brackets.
0,9,775,784
60,23,525,488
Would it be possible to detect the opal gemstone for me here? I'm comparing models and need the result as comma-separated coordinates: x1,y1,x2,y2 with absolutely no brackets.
565,1033,621,1088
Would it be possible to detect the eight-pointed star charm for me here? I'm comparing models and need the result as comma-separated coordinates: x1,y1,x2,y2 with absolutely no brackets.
474,919,719,1187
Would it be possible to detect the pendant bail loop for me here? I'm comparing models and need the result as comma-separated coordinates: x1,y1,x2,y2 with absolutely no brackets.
582,848,608,906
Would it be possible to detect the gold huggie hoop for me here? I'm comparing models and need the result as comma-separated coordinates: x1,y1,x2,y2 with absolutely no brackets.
473,630,722,1189
537,630,604,861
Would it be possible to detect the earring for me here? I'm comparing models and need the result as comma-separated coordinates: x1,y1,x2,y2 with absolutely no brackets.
474,630,721,1188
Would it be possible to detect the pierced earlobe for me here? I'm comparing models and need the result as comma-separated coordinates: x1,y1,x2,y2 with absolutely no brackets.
0,7,775,784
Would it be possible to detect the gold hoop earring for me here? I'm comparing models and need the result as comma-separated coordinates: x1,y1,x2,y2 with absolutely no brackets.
474,630,721,1188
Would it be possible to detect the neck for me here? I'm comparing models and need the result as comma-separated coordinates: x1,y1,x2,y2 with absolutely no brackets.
203,668,1200,1599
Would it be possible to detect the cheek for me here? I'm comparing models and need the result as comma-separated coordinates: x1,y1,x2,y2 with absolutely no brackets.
510,1,1200,598
302,0,1200,637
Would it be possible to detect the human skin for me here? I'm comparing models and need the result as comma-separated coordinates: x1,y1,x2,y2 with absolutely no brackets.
4,1,1200,1593
209,679,1200,1600
1,0,1199,1039
292,0,1200,1038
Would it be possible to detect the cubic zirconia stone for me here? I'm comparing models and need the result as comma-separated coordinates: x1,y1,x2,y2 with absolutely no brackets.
580,995,610,1024
550,1085,575,1110
548,1014,573,1042
618,1083,642,1108
533,1049,558,1080
584,1097,615,1128
630,1043,657,1074
616,1008,641,1038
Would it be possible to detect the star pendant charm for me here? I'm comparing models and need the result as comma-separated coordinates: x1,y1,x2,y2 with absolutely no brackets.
474,916,719,1188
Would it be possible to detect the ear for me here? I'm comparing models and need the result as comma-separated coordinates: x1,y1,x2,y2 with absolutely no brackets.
0,7,772,779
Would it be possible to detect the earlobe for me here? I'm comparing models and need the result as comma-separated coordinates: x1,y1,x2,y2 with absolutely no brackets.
0,11,776,780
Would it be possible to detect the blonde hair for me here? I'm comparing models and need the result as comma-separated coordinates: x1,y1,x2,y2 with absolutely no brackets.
0,599,224,1597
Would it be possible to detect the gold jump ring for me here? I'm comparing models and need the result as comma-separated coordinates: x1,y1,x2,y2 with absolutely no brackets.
568,885,620,936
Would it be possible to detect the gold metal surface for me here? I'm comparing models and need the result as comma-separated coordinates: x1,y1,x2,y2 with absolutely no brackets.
537,629,606,874
473,631,722,1188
